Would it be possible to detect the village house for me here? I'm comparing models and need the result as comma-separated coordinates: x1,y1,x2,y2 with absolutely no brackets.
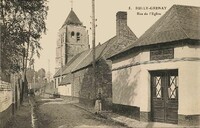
54,11,138,109
108,5,200,125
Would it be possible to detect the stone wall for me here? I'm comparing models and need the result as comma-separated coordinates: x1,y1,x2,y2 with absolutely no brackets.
72,59,112,109
55,24,89,72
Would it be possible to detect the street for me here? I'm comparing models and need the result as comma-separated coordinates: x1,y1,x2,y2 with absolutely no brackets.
36,98,127,128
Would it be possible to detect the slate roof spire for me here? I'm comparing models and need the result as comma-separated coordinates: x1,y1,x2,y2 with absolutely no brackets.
62,9,82,27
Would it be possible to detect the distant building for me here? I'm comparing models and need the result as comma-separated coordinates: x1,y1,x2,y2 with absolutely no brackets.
55,9,89,74
108,5,200,125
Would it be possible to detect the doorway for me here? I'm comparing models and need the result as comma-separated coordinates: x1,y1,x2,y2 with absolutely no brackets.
150,69,178,124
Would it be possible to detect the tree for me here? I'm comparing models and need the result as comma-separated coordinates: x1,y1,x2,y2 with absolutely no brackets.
26,68,35,83
37,68,45,83
38,68,46,79
0,0,48,102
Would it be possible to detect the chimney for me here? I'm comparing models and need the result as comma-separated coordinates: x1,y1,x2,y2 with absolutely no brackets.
116,11,127,38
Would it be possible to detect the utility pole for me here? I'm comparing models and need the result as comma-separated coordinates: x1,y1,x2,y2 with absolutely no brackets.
34,70,35,94
92,0,96,97
33,63,35,94
59,35,63,87
47,59,50,83
0,16,2,85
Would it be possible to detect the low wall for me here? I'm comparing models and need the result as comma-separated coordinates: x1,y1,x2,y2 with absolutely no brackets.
79,98,95,108
112,103,140,120
79,97,112,111
60,95,73,101
178,115,200,126
0,89,13,128
0,104,12,128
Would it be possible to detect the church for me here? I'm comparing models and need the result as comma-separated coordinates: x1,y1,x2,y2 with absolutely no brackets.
54,8,89,89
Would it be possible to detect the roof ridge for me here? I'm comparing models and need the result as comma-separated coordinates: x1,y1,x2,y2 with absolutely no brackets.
173,4,200,8
98,36,117,59
174,5,190,39
126,26,138,40
71,36,117,72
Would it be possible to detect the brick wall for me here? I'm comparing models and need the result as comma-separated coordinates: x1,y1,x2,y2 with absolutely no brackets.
116,11,127,38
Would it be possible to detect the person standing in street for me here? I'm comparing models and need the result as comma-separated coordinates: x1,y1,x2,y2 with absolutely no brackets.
95,92,102,114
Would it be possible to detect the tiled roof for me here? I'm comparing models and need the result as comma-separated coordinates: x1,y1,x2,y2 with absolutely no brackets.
63,49,92,74
112,5,200,57
53,52,84,77
72,38,138,72
62,9,82,27
71,36,117,72
54,50,91,77
103,25,138,59
103,37,137,59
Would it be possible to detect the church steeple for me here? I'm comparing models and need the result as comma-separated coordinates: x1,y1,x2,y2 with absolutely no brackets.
55,4,89,73
61,9,82,27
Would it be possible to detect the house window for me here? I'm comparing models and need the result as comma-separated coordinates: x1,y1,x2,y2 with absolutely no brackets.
58,78,60,84
76,32,80,41
168,76,178,99
155,76,162,98
71,31,75,38
150,48,174,60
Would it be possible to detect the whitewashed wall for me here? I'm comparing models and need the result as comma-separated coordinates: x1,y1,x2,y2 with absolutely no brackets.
55,76,62,89
0,81,12,112
112,45,200,115
58,84,72,96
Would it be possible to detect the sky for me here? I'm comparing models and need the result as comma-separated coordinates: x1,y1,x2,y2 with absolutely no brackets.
34,0,200,77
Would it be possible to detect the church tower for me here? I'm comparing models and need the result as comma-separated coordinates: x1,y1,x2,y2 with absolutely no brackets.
55,9,89,72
